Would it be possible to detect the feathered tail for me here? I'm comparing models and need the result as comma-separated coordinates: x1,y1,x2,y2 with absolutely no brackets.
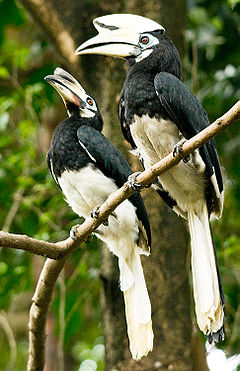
188,203,225,342
118,248,153,360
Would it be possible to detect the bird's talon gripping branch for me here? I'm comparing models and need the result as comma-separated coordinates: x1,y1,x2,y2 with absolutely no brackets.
91,205,101,219
207,326,225,344
127,172,142,191
70,224,81,241
90,205,110,226
173,140,189,163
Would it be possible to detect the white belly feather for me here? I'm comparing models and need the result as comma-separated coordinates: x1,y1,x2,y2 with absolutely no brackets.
58,164,138,258
131,114,207,213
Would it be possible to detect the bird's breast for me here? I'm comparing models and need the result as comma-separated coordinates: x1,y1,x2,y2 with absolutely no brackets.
131,114,180,166
130,114,207,212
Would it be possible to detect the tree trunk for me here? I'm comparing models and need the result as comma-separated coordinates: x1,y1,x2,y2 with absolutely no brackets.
20,0,209,369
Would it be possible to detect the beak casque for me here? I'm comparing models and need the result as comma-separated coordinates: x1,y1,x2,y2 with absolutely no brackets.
44,68,87,107
75,14,165,58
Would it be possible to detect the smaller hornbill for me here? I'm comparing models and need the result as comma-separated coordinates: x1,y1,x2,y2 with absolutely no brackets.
44,67,153,360
75,14,225,343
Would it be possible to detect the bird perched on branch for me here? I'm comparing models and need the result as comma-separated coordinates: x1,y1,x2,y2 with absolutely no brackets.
44,67,153,360
75,14,225,342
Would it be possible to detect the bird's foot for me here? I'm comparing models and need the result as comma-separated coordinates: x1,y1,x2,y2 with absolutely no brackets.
206,326,225,344
173,139,190,163
91,205,101,219
127,172,142,191
70,224,81,241
90,205,115,226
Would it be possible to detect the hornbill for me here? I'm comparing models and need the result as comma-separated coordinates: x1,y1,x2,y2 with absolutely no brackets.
44,67,153,360
75,14,225,343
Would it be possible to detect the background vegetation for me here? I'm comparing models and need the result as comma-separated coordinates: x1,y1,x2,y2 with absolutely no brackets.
0,0,239,370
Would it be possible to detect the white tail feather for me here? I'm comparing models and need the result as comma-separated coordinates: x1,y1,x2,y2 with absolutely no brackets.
119,249,153,360
188,204,224,335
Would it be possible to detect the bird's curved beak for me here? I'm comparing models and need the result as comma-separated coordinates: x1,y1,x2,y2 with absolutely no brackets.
75,14,165,58
75,30,140,58
44,68,87,108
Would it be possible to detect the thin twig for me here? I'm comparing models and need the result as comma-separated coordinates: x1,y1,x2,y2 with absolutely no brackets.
27,258,67,371
0,311,17,370
58,271,66,371
2,157,30,232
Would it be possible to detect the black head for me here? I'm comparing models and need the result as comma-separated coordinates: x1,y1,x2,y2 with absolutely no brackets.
125,32,182,79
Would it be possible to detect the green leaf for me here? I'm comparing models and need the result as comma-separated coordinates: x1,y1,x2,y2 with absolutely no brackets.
0,262,8,275
0,66,9,78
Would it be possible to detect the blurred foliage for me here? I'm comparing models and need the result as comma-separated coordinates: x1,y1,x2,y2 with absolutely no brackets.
0,0,239,369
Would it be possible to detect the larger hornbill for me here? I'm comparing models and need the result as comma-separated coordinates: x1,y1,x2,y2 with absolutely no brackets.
75,14,225,343
45,67,153,360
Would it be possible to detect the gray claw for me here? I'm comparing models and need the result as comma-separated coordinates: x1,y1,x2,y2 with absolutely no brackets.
91,205,113,227
91,205,101,219
70,224,81,241
173,140,189,163
127,172,142,191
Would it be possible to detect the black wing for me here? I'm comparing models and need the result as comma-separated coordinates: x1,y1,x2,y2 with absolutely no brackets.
154,72,223,199
77,125,151,246
47,150,61,188
119,91,137,149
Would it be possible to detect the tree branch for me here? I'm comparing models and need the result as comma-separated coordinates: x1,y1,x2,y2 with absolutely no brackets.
1,101,240,260
20,0,80,73
25,101,240,371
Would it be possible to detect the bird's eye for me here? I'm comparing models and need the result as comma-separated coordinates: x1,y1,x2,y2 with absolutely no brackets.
139,35,149,45
87,97,94,106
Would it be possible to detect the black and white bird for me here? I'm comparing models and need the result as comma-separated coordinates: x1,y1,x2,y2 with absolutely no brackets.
75,14,225,342
45,67,153,360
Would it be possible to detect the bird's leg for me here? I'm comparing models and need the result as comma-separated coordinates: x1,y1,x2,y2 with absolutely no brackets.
91,205,117,227
206,326,225,345
70,224,104,242
91,205,108,226
91,205,101,219
127,172,157,190
70,224,82,241
127,172,142,191
173,138,190,163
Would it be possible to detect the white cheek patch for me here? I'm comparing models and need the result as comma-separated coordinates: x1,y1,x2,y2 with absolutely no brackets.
135,49,153,62
80,108,96,118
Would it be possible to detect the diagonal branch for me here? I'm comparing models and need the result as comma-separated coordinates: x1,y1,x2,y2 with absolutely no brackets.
25,101,240,371
21,0,79,72
1,101,240,260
